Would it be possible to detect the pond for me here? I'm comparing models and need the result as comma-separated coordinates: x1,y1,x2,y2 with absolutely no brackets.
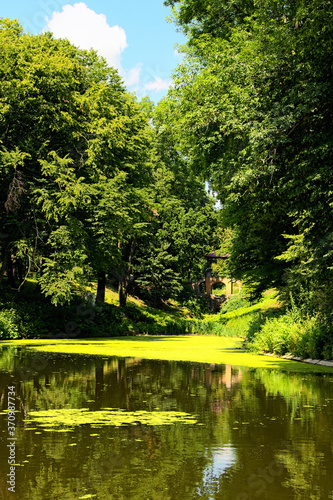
0,344,333,500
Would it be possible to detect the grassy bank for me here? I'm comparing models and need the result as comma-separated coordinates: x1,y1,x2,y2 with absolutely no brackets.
0,280,193,339
0,280,277,339
191,289,281,336
194,290,333,361
0,281,281,340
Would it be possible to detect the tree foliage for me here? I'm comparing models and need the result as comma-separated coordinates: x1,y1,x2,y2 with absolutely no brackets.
163,0,333,308
0,19,219,311
0,19,153,305
128,98,219,306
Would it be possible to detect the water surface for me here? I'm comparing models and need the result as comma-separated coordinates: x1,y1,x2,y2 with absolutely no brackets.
0,345,333,500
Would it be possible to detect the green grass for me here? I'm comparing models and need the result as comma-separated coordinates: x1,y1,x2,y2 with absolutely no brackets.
189,289,282,337
0,281,282,340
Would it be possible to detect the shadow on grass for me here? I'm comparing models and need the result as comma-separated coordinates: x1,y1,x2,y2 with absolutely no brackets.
246,307,285,341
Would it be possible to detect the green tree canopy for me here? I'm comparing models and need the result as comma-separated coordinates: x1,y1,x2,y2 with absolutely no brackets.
125,98,219,307
0,19,153,305
162,0,333,307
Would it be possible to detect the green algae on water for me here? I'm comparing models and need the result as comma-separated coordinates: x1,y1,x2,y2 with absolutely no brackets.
25,408,197,430
6,336,333,372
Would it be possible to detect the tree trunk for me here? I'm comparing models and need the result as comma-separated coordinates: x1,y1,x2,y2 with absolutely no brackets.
96,271,106,303
7,254,16,288
118,236,136,308
118,280,127,307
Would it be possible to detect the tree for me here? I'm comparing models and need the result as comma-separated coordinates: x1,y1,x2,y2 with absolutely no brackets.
162,1,333,307
127,97,219,307
153,98,219,282
134,241,182,307
0,19,154,305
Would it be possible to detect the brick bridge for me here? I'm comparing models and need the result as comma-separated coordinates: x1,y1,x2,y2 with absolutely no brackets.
190,251,241,300
190,276,241,298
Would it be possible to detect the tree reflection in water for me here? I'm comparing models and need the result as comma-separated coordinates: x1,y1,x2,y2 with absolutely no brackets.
0,345,332,499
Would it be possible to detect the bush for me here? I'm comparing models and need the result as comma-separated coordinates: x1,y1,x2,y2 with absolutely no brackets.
177,286,209,318
184,296,208,318
248,309,333,359
219,293,251,314
187,311,262,337
0,310,20,339
294,317,333,360
248,314,302,355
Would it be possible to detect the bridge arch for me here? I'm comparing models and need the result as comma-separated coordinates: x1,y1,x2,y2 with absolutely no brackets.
190,276,241,297
190,252,241,298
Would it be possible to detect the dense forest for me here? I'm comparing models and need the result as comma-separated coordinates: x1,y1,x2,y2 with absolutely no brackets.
1,0,333,359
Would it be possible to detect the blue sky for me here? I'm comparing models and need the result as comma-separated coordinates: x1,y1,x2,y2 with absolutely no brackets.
1,0,186,102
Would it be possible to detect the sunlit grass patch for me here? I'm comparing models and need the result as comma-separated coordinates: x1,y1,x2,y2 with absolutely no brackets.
190,289,282,337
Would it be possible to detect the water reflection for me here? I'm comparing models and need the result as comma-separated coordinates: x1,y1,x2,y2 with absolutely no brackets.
0,345,332,500
199,445,237,499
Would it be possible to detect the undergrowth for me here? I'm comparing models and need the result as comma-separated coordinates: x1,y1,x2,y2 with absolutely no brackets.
247,306,333,360
0,281,279,340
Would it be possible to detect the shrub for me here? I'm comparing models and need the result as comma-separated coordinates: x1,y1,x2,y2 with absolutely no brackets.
294,317,333,360
248,309,333,359
0,310,20,339
248,314,301,355
184,296,208,318
219,293,251,314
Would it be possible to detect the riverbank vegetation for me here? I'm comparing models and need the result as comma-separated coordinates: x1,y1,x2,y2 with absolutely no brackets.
1,1,333,362
0,278,274,340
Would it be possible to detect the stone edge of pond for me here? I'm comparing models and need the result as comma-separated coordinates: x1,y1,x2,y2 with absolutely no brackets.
266,353,333,367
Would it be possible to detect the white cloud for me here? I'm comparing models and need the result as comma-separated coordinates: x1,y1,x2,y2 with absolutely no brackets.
44,3,172,100
46,2,127,72
144,77,171,92
124,64,142,87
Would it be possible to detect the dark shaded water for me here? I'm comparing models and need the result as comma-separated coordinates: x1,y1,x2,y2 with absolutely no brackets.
0,345,333,500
